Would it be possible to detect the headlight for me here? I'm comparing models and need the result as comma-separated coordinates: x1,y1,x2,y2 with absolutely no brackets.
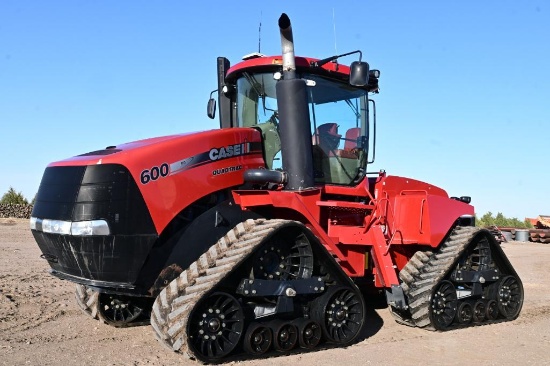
42,219,72,235
30,217,110,236
71,220,110,236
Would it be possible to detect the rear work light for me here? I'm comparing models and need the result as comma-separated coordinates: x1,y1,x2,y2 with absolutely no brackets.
30,217,110,236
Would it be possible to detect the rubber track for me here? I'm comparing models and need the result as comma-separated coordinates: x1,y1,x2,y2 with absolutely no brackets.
397,226,480,329
75,284,99,319
150,218,291,360
75,284,150,327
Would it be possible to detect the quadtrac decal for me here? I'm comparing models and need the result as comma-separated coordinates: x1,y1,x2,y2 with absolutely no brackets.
213,165,243,176
139,142,263,184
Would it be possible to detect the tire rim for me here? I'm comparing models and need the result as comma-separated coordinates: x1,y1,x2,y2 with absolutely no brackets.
98,293,143,325
253,233,313,280
188,292,244,361
316,286,364,344
497,275,523,319
430,280,457,330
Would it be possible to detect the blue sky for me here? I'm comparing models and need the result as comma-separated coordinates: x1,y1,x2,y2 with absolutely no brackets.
1,1,548,220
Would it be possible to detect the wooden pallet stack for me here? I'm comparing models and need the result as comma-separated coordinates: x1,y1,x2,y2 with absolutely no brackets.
529,215,550,243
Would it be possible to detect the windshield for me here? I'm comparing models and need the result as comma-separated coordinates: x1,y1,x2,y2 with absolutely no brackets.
236,72,369,185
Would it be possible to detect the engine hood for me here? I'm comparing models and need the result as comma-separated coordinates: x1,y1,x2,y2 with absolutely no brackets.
44,127,265,234
51,130,230,167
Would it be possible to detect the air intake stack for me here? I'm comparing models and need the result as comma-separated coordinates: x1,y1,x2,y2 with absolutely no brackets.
276,13,315,191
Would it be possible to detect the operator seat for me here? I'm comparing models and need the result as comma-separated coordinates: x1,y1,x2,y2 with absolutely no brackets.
312,123,341,153
344,127,361,151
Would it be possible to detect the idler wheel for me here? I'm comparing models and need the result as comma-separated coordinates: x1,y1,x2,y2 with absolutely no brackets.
497,275,524,319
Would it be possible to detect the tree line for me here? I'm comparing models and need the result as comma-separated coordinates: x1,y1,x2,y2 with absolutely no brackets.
1,187,34,205
475,212,532,229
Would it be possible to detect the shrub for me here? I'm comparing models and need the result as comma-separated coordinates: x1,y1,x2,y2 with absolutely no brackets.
0,187,29,205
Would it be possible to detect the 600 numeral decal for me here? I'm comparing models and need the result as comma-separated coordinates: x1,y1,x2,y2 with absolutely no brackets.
141,163,169,184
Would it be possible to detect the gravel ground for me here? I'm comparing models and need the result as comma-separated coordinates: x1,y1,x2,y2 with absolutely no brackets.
1,218,549,366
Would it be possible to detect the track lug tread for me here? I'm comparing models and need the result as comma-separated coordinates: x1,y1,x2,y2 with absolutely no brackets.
395,225,522,330
394,226,520,330
150,219,304,360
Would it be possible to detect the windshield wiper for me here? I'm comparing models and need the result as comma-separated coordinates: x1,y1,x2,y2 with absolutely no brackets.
311,50,362,68
345,99,360,120
243,72,265,98
243,72,277,117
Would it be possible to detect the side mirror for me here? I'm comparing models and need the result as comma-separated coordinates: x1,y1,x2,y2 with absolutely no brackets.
207,91,217,119
349,61,370,87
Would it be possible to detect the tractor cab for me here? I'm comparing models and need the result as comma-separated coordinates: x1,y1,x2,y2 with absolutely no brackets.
210,54,380,186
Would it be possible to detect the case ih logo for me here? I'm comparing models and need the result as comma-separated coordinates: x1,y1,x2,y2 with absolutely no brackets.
209,143,250,161
140,142,257,185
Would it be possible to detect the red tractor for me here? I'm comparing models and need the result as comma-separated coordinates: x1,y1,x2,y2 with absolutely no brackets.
30,13,523,362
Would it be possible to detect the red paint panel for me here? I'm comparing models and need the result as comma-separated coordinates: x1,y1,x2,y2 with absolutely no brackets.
49,128,265,234
378,175,474,248
328,225,369,244
234,173,473,286
322,178,371,198
226,56,350,80
424,194,474,246
367,226,400,286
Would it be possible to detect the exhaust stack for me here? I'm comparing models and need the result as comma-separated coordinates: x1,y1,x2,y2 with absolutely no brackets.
278,13,297,80
276,13,315,190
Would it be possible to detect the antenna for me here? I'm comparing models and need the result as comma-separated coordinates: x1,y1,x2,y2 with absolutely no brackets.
258,11,262,53
332,8,338,55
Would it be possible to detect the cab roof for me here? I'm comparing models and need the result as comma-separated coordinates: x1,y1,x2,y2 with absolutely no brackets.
225,55,379,93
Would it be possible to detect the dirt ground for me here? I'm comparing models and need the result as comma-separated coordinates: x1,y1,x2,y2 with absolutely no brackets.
1,218,549,366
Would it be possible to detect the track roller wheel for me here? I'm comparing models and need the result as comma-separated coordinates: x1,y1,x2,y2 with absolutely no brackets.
497,275,523,319
75,284,99,319
486,299,499,320
243,323,272,355
472,300,486,323
187,292,244,362
270,320,298,352
312,285,364,345
293,319,322,349
98,293,145,326
456,301,473,324
429,280,457,330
